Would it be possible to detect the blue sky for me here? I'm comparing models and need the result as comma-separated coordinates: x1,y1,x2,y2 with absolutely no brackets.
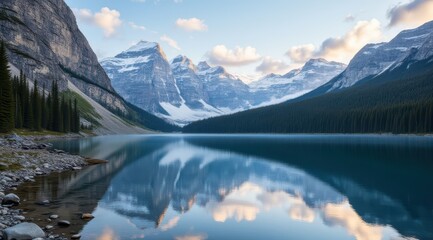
65,0,433,81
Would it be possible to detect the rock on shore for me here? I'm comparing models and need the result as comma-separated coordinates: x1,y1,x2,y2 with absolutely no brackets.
0,134,87,240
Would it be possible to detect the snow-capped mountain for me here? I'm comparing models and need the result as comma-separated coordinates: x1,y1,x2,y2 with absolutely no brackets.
318,20,433,93
101,42,346,125
249,59,346,106
101,41,182,114
195,62,251,110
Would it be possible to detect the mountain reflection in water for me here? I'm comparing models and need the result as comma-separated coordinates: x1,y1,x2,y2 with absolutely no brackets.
18,135,433,240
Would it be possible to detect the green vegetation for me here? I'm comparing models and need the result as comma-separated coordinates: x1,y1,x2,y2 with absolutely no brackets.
0,41,14,133
184,57,433,134
62,90,101,127
0,40,81,133
13,129,65,136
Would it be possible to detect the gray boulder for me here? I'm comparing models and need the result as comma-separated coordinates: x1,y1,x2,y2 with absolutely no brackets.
1,222,45,240
2,193,20,206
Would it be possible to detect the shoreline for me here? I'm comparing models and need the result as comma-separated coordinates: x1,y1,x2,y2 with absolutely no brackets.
0,133,88,240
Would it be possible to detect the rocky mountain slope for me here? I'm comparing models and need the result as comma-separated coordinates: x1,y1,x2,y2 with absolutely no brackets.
102,42,345,125
249,59,346,106
0,0,174,133
304,20,433,98
183,21,433,134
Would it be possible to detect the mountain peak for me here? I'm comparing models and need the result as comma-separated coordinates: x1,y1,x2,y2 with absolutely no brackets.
302,58,346,71
126,41,160,53
171,55,192,65
197,61,211,71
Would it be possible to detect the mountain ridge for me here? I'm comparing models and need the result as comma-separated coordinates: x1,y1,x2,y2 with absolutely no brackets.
101,43,345,125
183,21,433,134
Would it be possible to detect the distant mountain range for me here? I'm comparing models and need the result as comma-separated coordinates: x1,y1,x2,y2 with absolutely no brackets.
184,20,433,133
2,0,432,134
101,43,345,125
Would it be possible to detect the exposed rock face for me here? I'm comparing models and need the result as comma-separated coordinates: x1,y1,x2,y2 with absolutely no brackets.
0,0,126,112
102,42,344,125
249,59,346,106
321,20,433,92
101,41,182,114
101,44,251,125
171,56,209,109
196,62,251,110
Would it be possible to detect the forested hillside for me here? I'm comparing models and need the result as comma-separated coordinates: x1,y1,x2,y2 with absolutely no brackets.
184,56,433,134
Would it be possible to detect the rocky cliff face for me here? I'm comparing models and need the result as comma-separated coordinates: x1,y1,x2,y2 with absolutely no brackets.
170,55,209,109
101,42,346,125
0,0,126,112
249,59,346,106
322,20,433,93
101,43,252,125
102,41,183,114
195,62,251,110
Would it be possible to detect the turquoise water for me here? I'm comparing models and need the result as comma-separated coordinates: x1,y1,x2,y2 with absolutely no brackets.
34,135,433,239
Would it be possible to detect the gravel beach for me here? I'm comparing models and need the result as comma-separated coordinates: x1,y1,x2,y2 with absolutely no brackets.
0,134,87,240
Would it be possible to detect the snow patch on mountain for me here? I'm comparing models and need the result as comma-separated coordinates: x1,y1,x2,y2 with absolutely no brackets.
101,43,346,126
327,20,433,92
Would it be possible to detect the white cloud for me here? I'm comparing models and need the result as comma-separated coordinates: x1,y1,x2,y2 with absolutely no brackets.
323,202,384,240
159,216,180,231
207,200,260,222
388,0,433,27
128,22,146,31
207,45,261,66
73,7,122,37
286,19,382,64
288,204,315,223
160,34,181,50
176,18,208,32
286,44,315,64
255,57,292,75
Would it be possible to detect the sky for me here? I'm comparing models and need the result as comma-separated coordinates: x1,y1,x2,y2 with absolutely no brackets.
65,0,433,82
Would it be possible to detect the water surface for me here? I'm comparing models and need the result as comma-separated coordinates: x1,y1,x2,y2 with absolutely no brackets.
16,135,433,240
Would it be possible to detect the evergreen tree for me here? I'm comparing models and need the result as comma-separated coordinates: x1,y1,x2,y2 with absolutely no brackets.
61,96,70,132
73,98,79,133
51,81,60,131
41,84,47,129
68,99,73,132
22,75,33,129
46,93,52,131
0,41,14,133
32,80,42,131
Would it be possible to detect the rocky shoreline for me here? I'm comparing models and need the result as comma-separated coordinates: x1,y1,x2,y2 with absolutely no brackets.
0,134,87,240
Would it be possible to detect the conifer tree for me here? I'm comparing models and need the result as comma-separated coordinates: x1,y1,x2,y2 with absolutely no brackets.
73,98,79,133
51,81,60,131
41,84,47,129
61,96,70,132
32,80,42,131
0,41,14,133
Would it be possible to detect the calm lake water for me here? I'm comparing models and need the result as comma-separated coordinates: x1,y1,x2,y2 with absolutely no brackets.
15,134,433,240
